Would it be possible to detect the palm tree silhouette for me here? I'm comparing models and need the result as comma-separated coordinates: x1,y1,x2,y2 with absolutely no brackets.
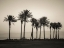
34,21,39,39
50,22,57,39
57,22,62,39
30,18,37,40
53,22,56,39
52,22,57,39
18,13,24,39
21,9,32,39
40,17,49,39
55,23,59,39
4,15,17,39
53,22,58,39
39,19,42,39
50,22,53,39
52,22,62,39
50,22,54,39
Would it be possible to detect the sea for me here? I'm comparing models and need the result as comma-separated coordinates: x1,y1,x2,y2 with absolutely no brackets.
0,31,64,40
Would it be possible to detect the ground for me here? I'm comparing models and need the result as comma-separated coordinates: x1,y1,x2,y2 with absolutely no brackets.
0,39,64,48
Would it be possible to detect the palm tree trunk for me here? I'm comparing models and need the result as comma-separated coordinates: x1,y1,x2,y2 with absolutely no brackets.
56,29,57,39
39,26,41,39
53,29,55,39
32,25,33,40
53,31,54,39
50,27,51,39
43,26,45,39
36,28,38,39
9,21,11,40
20,21,22,39
58,29,59,39
36,28,37,39
23,21,26,39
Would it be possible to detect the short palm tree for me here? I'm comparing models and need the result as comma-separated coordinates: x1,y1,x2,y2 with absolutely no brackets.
30,18,37,40
40,16,49,39
34,21,39,39
50,22,57,39
21,9,32,39
57,22,62,39
55,23,58,39
53,22,62,39
53,22,58,39
52,22,57,39
4,15,17,39
50,22,53,39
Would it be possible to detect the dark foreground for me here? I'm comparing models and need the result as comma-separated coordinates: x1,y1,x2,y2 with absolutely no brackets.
0,39,64,48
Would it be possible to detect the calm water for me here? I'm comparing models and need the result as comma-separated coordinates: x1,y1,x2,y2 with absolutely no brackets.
0,31,64,40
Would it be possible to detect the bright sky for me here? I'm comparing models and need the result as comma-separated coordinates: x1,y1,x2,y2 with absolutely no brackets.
0,0,64,39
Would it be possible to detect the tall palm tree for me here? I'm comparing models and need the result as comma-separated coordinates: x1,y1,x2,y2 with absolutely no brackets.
39,25,42,39
57,22,62,39
40,17,49,39
34,21,39,39
39,19,42,39
30,18,37,40
4,15,17,39
18,13,24,39
21,9,32,39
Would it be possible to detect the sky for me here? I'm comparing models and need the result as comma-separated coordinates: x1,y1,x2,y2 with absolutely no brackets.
0,0,64,40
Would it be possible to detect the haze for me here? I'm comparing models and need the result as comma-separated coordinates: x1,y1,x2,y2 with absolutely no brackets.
0,0,64,40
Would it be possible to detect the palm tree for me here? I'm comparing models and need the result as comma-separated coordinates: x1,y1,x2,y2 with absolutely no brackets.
30,18,37,40
53,22,62,39
34,21,39,39
40,17,49,39
50,22,57,39
57,22,62,39
50,22,53,39
53,22,58,39
21,9,32,39
18,13,24,39
52,22,57,39
55,23,58,39
39,19,42,39
4,15,17,39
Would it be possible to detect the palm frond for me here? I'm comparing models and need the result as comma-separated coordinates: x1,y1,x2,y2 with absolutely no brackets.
12,19,17,22
39,16,49,26
4,17,8,21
